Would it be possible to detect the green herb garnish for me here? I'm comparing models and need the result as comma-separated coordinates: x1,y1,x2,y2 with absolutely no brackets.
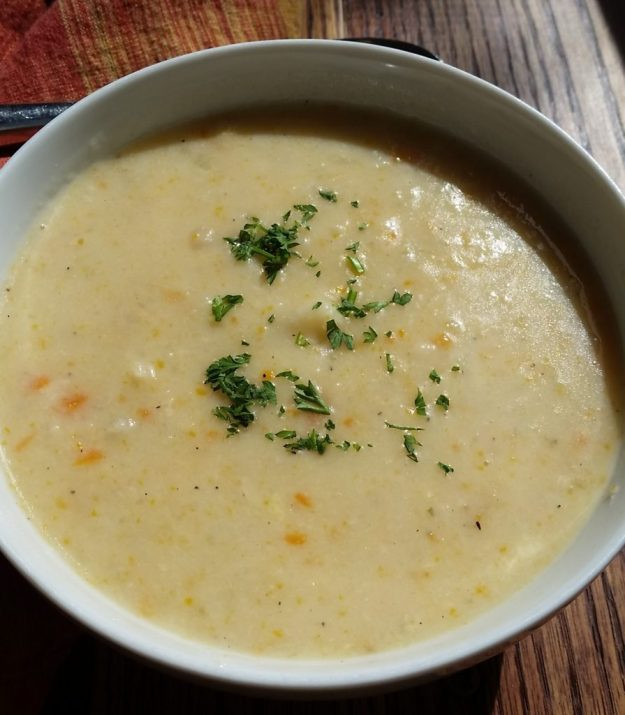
284,429,333,454
293,204,318,223
224,203,318,284
295,332,311,347
429,369,441,384
305,256,319,267
275,429,297,439
438,462,454,474
357,222,369,231
363,325,378,343
338,286,367,318
350,200,359,208
268,314,275,323
205,354,276,433
346,241,360,253
404,434,421,462
451,365,460,372
312,301,322,310
346,255,366,275
326,319,354,350
211,294,243,322
384,422,423,431
435,394,450,410
325,419,336,430
293,381,331,415
319,189,337,202
391,291,412,306
385,353,394,373
276,370,300,382
414,389,427,416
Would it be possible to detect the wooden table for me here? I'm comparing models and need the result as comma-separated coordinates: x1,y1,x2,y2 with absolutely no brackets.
2,1,624,712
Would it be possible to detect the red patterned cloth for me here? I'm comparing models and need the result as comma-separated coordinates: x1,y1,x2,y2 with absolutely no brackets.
0,0,302,164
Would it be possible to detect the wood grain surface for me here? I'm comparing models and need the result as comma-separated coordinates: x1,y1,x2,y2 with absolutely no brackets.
2,1,624,713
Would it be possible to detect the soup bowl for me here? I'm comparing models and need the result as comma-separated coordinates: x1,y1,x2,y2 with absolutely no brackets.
0,39,624,695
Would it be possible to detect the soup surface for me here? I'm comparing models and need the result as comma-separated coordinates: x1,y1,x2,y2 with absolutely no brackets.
0,111,620,657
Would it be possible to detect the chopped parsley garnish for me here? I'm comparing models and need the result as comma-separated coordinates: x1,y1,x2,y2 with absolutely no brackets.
284,428,333,454
346,255,366,275
268,314,275,323
293,204,318,223
305,256,319,268
451,364,461,372
436,394,450,410
293,381,331,415
429,369,441,384
357,222,369,231
312,301,322,310
363,290,412,313
275,429,297,439
346,242,360,253
363,325,378,343
385,353,394,373
385,330,393,338
319,189,337,202
325,419,336,430
338,286,367,318
350,200,359,208
391,291,412,306
265,432,274,441
438,462,454,474
404,434,421,462
385,422,423,431
211,294,243,322
276,370,300,382
205,353,276,433
224,204,317,284
414,389,427,416
241,339,250,346
295,332,311,347
326,319,354,350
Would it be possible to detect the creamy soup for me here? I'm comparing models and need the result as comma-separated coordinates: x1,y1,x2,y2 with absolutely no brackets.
0,110,620,657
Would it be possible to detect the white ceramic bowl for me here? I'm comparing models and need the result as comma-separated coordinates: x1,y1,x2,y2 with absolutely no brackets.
1,39,624,696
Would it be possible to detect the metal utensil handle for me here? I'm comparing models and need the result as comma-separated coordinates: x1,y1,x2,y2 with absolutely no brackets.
0,103,74,132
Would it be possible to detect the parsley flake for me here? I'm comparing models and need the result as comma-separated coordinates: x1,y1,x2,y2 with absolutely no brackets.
385,353,394,373
363,325,378,343
414,389,427,416
326,319,354,351
293,381,331,415
284,429,333,454
318,189,337,202
404,434,421,462
312,301,322,310
350,200,359,208
436,394,450,411
205,354,276,433
295,332,311,347
438,462,455,474
429,369,441,384
385,422,423,431
346,255,366,275
276,370,300,382
211,294,243,322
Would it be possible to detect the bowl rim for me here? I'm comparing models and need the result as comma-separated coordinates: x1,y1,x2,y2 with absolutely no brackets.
1,37,624,694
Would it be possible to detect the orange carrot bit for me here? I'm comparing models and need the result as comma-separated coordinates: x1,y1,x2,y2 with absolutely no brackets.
30,375,50,391
284,531,307,546
15,434,34,452
294,492,313,508
74,449,104,466
60,393,87,412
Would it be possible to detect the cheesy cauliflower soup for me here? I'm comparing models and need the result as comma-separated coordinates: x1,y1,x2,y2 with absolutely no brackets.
0,110,620,657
